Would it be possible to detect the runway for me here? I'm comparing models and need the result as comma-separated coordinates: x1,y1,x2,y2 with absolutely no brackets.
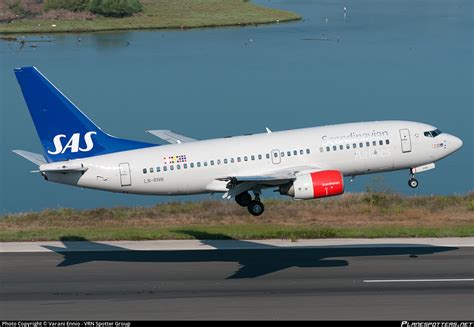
1,238,473,320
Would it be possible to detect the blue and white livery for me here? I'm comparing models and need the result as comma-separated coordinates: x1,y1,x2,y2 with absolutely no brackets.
13,67,463,215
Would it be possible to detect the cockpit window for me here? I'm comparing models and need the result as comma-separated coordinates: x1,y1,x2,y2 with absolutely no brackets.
424,129,442,138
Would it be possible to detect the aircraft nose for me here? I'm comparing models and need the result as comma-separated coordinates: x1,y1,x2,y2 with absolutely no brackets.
450,135,463,152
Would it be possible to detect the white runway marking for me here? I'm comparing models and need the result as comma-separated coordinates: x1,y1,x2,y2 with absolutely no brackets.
363,278,474,283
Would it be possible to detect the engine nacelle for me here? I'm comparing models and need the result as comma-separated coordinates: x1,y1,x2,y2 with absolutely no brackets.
280,170,344,199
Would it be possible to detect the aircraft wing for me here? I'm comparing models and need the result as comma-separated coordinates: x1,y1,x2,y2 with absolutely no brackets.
147,130,197,144
219,166,321,198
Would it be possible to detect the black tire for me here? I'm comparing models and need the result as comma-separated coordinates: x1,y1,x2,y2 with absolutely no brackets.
408,178,419,188
235,192,252,207
247,200,264,216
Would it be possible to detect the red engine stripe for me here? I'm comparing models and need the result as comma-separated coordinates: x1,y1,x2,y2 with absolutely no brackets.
310,170,344,198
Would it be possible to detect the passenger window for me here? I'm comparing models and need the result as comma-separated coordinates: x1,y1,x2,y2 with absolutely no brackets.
204,162,208,167
379,140,383,145
170,165,174,170
143,168,147,174
386,139,390,145
373,141,376,146
353,143,357,148
177,164,181,169
217,159,221,165
281,152,285,157
210,160,214,166
258,154,262,160
190,163,194,168
224,159,228,164
287,151,291,156
231,158,235,163
306,149,310,154
320,147,324,153
339,145,344,150
251,155,255,161
197,162,201,167
346,144,350,149
157,167,160,172
366,142,370,147
163,166,167,171
150,167,154,173
184,164,187,169
273,153,278,158
237,157,241,162
293,150,297,156
300,150,303,155
333,145,337,151
267,154,271,159
244,156,248,161
359,143,363,148
326,146,330,152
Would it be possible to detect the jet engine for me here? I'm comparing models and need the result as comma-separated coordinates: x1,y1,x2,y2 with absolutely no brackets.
279,170,344,199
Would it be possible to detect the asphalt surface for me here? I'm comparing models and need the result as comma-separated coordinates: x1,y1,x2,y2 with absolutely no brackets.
1,239,473,320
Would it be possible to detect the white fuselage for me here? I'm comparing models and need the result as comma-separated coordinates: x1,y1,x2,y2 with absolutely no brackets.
40,121,462,196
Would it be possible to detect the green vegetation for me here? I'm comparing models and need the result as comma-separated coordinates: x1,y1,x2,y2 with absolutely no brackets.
0,0,301,34
89,0,143,18
9,2,29,18
44,0,90,12
1,193,473,242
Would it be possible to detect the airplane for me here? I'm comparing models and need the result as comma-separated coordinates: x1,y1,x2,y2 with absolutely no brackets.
13,66,463,216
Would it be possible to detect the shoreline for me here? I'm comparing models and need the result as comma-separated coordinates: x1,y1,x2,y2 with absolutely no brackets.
0,0,301,35
0,17,300,36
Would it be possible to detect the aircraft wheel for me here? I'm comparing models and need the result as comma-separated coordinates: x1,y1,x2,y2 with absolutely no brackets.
408,178,419,188
248,200,265,216
235,192,252,207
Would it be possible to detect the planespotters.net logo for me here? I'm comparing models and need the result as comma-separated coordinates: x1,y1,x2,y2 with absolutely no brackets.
402,322,474,327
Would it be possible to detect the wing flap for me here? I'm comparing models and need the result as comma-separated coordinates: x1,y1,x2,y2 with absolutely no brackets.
220,166,322,198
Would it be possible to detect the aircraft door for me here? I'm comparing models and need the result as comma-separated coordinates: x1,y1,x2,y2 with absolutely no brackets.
271,149,281,164
119,163,132,186
399,129,412,153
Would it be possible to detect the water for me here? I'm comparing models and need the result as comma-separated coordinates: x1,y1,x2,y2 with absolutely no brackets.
0,0,472,213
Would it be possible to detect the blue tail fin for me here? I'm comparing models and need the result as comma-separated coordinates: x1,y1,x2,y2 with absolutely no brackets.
14,66,155,162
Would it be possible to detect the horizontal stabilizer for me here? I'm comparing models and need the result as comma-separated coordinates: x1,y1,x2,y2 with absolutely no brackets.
147,130,197,144
40,162,88,173
12,150,47,166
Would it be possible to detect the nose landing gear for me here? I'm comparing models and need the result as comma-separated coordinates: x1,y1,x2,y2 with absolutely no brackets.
408,170,419,188
408,178,419,188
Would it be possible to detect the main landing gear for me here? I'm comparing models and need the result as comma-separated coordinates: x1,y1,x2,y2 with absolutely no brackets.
235,191,265,216
408,170,419,189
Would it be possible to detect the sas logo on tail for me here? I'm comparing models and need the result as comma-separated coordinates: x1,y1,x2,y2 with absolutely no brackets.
48,131,97,155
